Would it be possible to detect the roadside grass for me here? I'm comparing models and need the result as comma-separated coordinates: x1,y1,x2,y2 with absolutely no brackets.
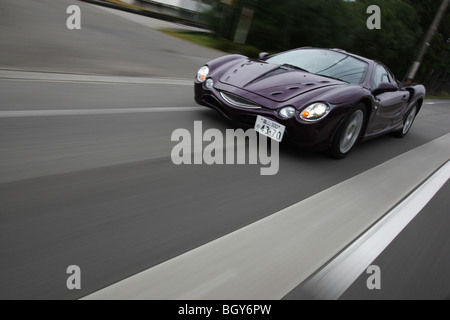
161,29,218,49
425,94,450,100
160,29,263,58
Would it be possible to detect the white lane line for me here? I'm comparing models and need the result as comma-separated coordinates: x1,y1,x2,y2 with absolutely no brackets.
297,160,450,300
424,101,450,105
0,70,192,86
83,133,450,300
0,107,203,117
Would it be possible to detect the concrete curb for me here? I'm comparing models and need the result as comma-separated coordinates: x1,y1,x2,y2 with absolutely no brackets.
78,0,208,29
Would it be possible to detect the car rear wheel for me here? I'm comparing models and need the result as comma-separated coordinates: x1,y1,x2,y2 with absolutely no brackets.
393,104,418,138
329,104,365,159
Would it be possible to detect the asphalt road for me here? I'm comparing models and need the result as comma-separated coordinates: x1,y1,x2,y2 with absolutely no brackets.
340,180,450,300
0,0,220,77
0,0,449,300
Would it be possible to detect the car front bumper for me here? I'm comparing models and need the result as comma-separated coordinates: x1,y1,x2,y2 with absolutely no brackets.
194,80,344,150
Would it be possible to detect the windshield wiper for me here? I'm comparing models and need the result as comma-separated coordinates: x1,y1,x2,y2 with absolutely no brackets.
280,64,310,73
315,73,350,84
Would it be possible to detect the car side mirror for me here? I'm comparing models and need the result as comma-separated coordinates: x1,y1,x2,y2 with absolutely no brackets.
373,82,398,95
258,52,269,60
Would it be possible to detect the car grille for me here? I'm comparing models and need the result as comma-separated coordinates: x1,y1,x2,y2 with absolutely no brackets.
219,91,261,109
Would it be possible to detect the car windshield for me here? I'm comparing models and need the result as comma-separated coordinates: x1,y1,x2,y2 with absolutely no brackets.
266,49,368,84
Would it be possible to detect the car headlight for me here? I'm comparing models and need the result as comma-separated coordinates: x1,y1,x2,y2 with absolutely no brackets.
279,106,296,119
300,103,330,121
197,66,209,82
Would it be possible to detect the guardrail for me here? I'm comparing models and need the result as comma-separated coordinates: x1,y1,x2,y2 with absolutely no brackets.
78,0,208,29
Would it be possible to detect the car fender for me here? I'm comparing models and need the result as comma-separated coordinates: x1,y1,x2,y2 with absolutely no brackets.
296,85,374,142
203,55,248,80
400,83,426,114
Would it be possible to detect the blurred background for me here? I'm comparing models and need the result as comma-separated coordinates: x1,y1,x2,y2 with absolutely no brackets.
130,0,450,95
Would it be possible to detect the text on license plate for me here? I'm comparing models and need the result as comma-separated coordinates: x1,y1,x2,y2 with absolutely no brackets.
254,115,285,142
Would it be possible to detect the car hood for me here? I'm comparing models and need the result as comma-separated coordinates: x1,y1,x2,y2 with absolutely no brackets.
219,60,346,103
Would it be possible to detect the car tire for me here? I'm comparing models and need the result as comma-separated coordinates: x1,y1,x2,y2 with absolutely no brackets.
329,104,366,159
393,104,418,138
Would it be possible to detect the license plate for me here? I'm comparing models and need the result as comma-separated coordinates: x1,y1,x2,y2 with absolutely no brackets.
254,115,285,142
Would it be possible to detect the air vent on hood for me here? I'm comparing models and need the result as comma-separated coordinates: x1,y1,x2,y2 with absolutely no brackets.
270,91,284,96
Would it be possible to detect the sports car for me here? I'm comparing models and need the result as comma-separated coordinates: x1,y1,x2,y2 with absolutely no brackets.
194,47,425,158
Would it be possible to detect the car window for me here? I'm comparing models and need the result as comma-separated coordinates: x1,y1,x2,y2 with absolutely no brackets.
373,65,389,88
266,49,368,85
385,68,397,84
373,64,395,88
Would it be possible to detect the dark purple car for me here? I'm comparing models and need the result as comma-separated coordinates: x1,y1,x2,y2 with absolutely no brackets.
194,47,425,158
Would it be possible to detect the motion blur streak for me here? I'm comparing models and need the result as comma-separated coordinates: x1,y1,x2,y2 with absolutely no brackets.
0,107,203,118
0,71,192,86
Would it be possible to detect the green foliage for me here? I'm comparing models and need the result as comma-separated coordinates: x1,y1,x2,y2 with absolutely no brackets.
160,29,261,58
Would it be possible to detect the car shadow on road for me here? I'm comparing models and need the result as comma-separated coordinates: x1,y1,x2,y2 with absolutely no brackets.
195,107,437,171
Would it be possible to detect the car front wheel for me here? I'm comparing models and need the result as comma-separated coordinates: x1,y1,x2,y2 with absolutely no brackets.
329,104,365,159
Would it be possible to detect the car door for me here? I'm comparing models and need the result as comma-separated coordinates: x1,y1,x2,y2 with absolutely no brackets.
369,64,410,133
